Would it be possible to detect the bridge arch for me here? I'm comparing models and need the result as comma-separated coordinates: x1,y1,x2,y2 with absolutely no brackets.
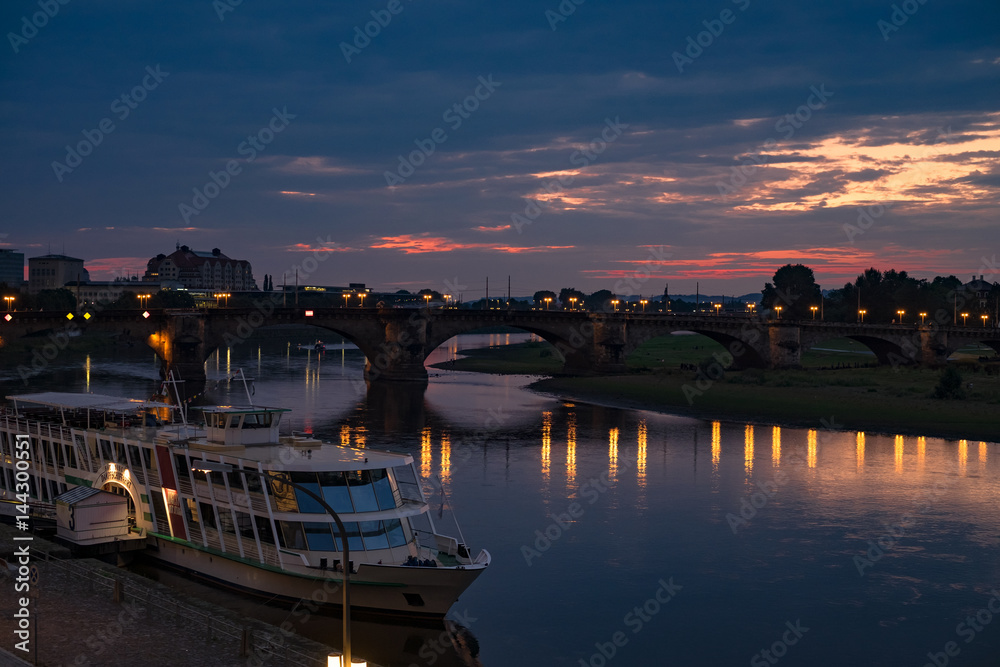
626,328,769,369
799,334,889,365
423,323,581,371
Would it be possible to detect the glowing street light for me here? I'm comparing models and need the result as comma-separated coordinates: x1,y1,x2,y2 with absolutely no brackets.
961,312,969,326
358,293,366,308
896,309,905,324
775,306,783,320
443,294,451,307
746,303,756,314
423,294,431,307
611,299,619,312
641,299,648,312
3,296,14,311
919,312,928,324
714,303,721,316
858,309,866,323
983,314,989,328
810,306,818,320
343,293,350,308
544,297,552,310
138,293,152,308
214,292,231,307
569,297,577,310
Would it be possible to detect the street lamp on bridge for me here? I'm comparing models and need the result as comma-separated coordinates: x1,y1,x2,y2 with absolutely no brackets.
640,299,648,312
713,303,721,316
896,309,905,324
544,297,551,310
569,297,577,311
423,294,431,307
810,306,818,320
214,292,231,307
3,296,14,311
343,293,350,308
611,299,619,312
858,309,866,323
358,293,367,308
774,306,783,320
961,312,969,326
919,312,927,324
983,314,989,328
138,294,152,309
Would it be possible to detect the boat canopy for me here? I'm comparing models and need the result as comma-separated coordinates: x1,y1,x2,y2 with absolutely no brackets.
7,392,176,413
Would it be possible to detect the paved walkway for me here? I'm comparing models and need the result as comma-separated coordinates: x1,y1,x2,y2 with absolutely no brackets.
0,526,339,667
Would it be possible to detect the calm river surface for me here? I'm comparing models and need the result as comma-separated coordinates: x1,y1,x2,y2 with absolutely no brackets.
3,333,1000,666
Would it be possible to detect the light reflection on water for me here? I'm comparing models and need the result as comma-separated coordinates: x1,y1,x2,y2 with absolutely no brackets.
3,333,1000,666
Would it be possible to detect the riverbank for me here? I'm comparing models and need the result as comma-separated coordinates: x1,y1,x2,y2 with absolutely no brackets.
0,525,341,667
430,339,1000,442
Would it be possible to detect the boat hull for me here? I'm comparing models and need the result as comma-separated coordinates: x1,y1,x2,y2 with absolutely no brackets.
146,535,487,618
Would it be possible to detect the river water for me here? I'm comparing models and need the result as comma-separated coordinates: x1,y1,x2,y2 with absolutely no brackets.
3,333,1000,666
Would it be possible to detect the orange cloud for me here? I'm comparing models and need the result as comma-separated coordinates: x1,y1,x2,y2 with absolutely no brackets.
472,224,512,232
285,241,356,253
370,234,575,255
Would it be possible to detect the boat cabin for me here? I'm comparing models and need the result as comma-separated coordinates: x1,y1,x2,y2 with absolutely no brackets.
201,406,289,446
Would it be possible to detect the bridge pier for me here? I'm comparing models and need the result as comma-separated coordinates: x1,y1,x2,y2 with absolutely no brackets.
766,325,802,369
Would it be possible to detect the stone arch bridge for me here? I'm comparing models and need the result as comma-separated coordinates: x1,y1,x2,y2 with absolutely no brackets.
3,308,998,396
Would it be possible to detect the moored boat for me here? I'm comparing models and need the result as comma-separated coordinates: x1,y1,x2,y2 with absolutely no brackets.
0,389,489,617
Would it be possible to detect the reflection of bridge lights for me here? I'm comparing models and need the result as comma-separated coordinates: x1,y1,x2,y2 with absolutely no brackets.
917,436,926,469
608,427,618,477
637,420,647,488
744,424,754,476
566,413,576,485
421,427,432,478
894,435,903,473
541,412,551,480
807,430,817,468
711,421,721,471
856,432,865,470
771,426,781,466
959,439,968,473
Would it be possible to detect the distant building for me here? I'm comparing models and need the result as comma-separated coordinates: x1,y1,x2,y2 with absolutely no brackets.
28,254,90,294
0,249,24,287
74,280,166,307
143,245,257,291
965,274,997,311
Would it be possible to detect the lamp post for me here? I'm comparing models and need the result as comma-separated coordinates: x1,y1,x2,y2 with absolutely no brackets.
569,297,577,311
714,303,721,316
640,299,648,312
423,294,431,307
192,461,353,666
138,294,151,309
810,306,818,320
858,309,866,323
214,292,231,307
983,314,989,328
358,293,366,308
961,312,969,326
343,294,350,308
544,297,551,310
3,296,14,311
443,294,451,307
775,306,783,320
896,309,905,324
919,312,927,325
611,299,619,312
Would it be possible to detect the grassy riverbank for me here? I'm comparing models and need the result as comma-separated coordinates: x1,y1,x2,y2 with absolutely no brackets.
430,337,1000,441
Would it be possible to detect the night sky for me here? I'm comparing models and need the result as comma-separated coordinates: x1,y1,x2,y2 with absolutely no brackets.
3,0,999,299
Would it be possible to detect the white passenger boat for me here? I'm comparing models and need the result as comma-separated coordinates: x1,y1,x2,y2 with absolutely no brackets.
0,389,490,617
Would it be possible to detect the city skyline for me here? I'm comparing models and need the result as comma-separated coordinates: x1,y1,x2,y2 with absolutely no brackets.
2,1,998,298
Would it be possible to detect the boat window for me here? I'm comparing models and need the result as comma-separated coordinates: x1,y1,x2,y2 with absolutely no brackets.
126,446,141,472
346,470,379,513
318,471,354,514
228,415,242,429
174,454,191,482
254,516,275,546
277,521,305,549
360,520,390,551
235,511,254,539
242,468,263,493
185,499,200,528
385,519,406,547
268,477,298,513
333,522,365,553
100,439,113,463
199,502,217,529
289,472,324,513
371,469,396,510
219,511,235,534
304,522,335,551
